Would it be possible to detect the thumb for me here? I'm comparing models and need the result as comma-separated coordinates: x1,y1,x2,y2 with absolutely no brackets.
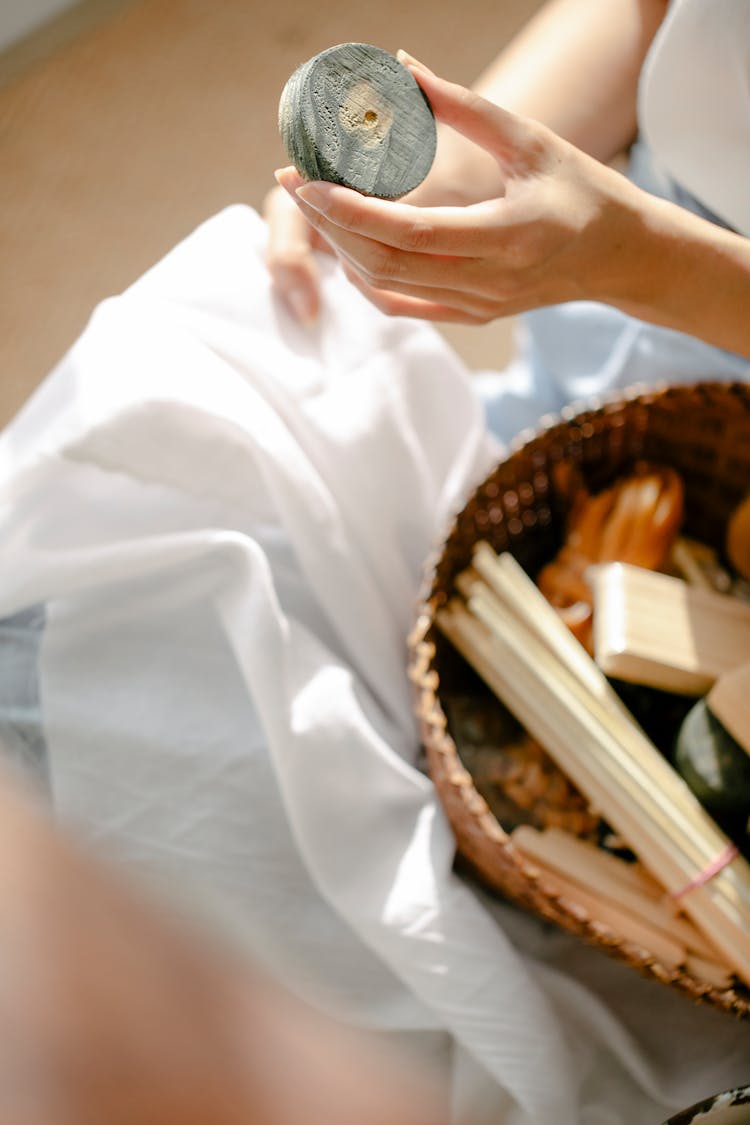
399,55,540,172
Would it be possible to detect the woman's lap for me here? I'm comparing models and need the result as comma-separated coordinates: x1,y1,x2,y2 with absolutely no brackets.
1,193,750,1124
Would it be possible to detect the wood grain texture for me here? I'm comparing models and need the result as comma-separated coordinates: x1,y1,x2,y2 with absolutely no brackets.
591,563,750,695
278,43,436,198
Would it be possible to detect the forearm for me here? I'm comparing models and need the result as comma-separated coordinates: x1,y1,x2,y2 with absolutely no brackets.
419,0,668,205
599,183,750,358
475,0,667,160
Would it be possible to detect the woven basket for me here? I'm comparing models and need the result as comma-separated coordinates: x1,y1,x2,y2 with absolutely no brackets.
408,381,750,1018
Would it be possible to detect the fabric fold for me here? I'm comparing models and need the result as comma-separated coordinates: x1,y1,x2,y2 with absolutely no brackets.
1,205,749,1124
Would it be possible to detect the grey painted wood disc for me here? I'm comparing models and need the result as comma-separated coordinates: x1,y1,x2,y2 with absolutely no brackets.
278,43,436,199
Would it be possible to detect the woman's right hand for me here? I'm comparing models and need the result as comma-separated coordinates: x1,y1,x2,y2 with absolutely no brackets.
263,183,336,326
262,99,500,328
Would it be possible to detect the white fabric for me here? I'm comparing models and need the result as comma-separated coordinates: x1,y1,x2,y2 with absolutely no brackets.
1,207,749,1123
639,0,750,236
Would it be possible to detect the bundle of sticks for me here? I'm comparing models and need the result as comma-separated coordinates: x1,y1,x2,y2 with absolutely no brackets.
436,543,750,988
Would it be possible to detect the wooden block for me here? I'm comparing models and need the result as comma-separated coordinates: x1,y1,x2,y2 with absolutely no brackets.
591,563,750,694
708,662,750,758
278,42,436,198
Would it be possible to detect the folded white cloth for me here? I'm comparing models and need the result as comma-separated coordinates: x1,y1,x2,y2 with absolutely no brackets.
1,206,748,1124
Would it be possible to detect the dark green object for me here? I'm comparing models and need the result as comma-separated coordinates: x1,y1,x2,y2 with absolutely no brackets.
278,43,437,199
673,698,750,820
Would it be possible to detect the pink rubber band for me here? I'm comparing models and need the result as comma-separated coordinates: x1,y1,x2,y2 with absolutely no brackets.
670,844,740,901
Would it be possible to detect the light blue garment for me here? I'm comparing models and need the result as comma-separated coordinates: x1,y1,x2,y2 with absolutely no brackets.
0,605,48,787
478,141,750,447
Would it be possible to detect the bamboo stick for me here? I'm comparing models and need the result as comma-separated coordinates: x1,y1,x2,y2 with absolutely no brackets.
531,825,664,900
467,584,720,865
520,858,688,969
522,851,735,987
468,587,750,905
436,594,750,984
437,601,705,881
511,826,722,961
472,543,625,715
684,954,734,992
466,549,741,866
671,538,715,591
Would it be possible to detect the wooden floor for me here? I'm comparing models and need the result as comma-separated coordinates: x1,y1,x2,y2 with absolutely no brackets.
0,0,542,428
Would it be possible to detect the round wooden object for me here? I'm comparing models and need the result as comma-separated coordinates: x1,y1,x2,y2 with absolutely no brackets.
278,43,436,199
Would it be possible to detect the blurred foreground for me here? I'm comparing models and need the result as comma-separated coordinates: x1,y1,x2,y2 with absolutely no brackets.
0,762,447,1125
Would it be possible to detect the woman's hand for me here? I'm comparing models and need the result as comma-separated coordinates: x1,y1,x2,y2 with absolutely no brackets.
261,105,469,325
274,57,647,326
262,183,337,325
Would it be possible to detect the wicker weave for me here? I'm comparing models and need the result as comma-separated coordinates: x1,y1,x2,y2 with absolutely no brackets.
408,381,750,1018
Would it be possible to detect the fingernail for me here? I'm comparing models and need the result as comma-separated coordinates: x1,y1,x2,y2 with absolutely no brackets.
274,167,299,193
295,183,329,213
396,49,434,74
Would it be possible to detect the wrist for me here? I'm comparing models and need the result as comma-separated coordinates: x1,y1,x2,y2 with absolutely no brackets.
584,172,664,314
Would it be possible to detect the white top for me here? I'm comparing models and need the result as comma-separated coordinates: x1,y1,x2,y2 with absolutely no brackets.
639,0,750,235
